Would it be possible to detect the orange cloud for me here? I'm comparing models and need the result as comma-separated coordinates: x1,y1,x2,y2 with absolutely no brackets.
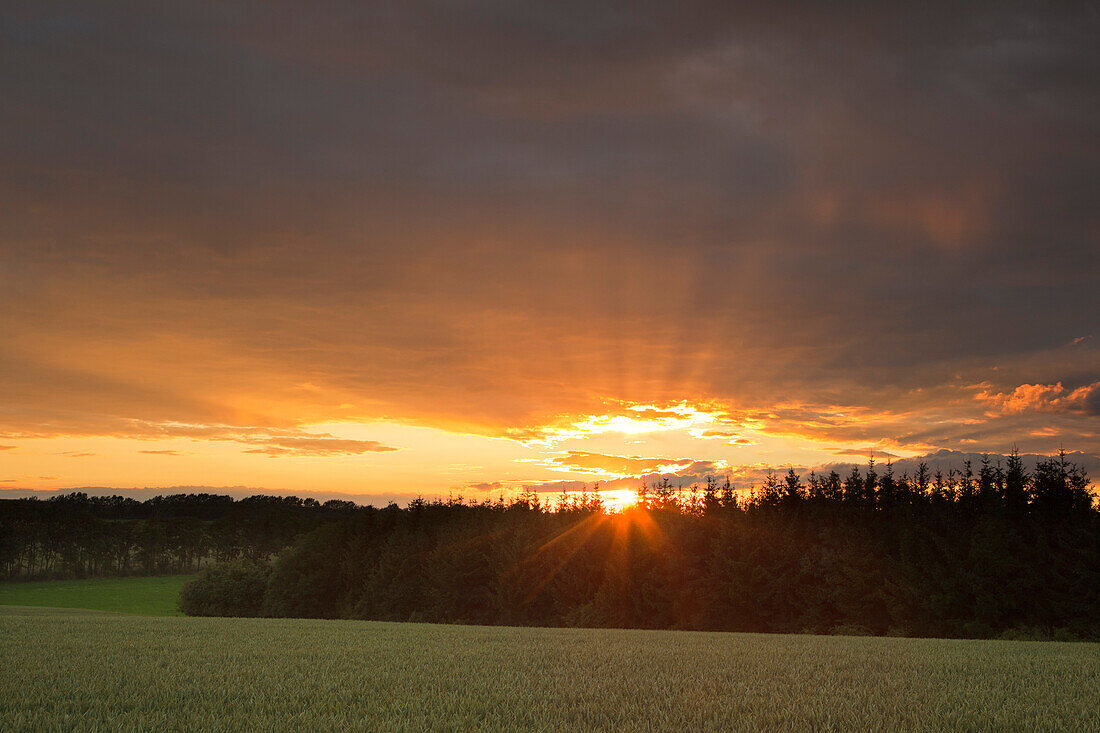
544,451,729,479
5,421,400,459
831,448,898,459
464,481,505,492
976,382,1100,416
695,429,755,445
237,436,398,457
547,451,693,476
866,185,992,247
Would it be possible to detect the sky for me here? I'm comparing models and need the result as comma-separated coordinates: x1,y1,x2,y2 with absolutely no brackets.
1,2,1098,503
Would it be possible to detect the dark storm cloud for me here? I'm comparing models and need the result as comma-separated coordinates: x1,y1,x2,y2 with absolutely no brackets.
1,2,1097,453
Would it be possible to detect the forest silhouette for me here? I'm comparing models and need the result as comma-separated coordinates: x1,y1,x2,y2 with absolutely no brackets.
2,451,1096,639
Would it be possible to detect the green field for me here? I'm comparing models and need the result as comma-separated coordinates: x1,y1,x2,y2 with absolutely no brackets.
1,607,1097,731
0,575,193,616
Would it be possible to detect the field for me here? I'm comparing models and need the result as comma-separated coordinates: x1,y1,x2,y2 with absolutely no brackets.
0,575,192,616
2,606,1098,731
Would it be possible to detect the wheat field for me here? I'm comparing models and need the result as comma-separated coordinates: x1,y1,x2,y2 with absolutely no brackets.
1,607,1097,731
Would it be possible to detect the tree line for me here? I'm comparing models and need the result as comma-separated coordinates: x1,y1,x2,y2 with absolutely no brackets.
177,451,1097,640
0,493,361,579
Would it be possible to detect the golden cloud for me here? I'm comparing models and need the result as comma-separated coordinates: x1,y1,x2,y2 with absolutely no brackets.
544,451,727,479
976,382,1100,416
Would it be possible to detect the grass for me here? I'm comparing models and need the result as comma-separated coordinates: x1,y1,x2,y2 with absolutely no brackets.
0,575,193,616
1,607,1097,731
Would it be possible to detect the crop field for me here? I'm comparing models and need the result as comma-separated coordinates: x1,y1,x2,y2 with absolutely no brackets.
1,607,1097,731
0,575,192,616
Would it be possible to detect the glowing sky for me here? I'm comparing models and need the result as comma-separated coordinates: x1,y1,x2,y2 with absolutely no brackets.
2,2,1098,501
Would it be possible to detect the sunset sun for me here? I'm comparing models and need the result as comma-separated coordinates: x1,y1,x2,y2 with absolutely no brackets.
600,488,638,512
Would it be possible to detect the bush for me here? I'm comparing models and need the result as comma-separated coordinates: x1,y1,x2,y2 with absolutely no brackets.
262,522,351,618
999,626,1045,641
179,560,271,617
